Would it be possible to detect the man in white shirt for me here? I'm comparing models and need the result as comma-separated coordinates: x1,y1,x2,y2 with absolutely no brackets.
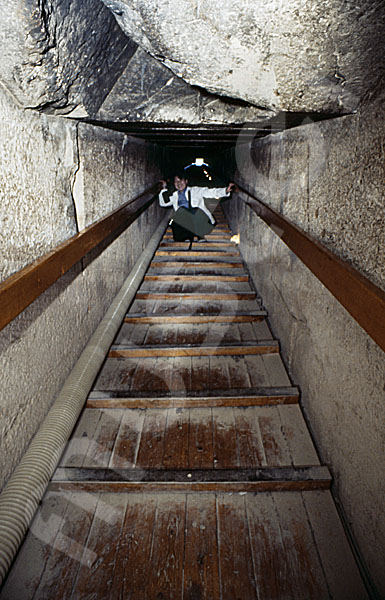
159,173,235,242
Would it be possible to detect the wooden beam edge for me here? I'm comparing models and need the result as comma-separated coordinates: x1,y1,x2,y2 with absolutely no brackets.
149,262,244,268
124,312,268,324
144,275,249,281
108,342,279,358
49,480,331,493
135,292,256,301
86,390,299,408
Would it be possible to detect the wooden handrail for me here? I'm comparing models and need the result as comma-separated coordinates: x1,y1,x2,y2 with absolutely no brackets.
0,183,160,332
234,182,385,354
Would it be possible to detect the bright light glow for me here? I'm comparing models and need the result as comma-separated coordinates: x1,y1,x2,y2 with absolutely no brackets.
195,158,205,166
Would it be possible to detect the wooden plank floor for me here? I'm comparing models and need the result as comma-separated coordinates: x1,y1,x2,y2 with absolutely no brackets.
2,490,368,600
1,207,369,599
57,404,320,470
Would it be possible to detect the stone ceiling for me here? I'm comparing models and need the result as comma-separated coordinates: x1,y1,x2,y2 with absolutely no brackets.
1,0,384,146
102,0,384,114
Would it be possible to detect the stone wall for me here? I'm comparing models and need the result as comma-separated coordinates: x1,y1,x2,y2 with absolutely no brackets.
223,95,385,593
0,88,164,490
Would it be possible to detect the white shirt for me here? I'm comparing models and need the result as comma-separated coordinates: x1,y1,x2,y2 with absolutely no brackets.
159,186,229,224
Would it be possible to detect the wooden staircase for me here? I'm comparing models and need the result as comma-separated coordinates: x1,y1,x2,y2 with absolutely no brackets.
2,207,368,599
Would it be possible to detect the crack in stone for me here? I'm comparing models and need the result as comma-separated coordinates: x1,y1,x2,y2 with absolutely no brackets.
270,271,308,326
70,122,82,235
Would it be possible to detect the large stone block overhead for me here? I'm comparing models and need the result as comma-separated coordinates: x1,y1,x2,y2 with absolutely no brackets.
0,0,272,123
102,0,385,113
0,0,136,116
2,0,384,125
96,46,271,124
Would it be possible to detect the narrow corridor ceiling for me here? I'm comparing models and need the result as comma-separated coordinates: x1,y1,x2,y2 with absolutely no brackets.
1,0,384,147
85,111,332,149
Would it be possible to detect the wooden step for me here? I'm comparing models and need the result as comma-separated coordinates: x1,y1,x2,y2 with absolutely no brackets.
165,224,227,228
160,242,235,248
59,404,317,471
129,298,262,316
135,291,256,301
93,352,291,394
155,251,240,258
86,387,299,408
164,229,231,236
115,320,272,346
150,261,243,268
124,311,267,323
52,466,331,493
148,268,248,278
163,234,232,240
161,238,233,245
144,274,249,282
108,340,279,358
138,280,254,294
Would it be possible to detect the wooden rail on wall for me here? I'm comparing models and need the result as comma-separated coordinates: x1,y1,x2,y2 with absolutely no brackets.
235,182,385,354
0,184,159,333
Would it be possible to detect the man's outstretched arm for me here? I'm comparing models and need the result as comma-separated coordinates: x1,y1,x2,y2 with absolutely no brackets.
158,180,173,206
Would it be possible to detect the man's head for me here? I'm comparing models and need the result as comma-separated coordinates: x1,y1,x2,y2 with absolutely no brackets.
174,173,188,191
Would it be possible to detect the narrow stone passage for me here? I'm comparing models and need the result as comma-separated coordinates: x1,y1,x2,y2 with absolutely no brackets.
1,207,368,599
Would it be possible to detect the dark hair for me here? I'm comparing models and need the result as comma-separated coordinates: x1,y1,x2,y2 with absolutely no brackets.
174,171,188,181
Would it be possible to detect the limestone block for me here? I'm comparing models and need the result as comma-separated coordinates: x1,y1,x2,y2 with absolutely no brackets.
233,100,385,291
97,47,272,124
75,121,163,228
308,108,385,290
0,0,272,124
102,0,385,113
0,88,78,282
0,0,136,115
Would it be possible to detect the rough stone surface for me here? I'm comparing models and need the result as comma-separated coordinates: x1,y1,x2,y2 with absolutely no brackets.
75,122,164,227
0,91,78,281
233,99,385,289
0,0,136,116
2,0,384,123
223,96,385,594
97,47,272,124
0,0,272,125
0,90,164,490
102,0,385,113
